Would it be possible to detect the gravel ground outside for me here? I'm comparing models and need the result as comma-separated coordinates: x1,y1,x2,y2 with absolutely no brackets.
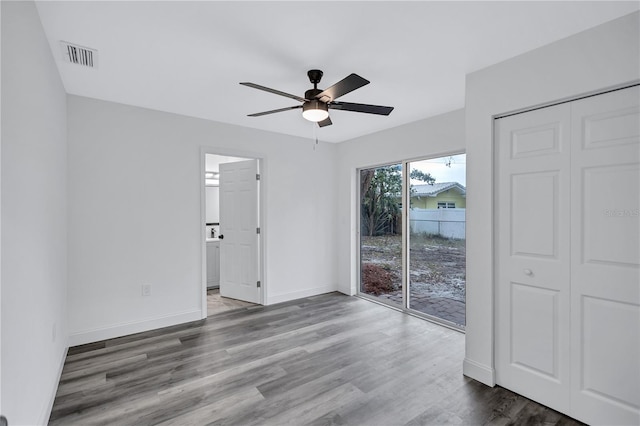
360,234,466,302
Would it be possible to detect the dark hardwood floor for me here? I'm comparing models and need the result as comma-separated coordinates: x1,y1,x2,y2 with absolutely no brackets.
50,293,582,425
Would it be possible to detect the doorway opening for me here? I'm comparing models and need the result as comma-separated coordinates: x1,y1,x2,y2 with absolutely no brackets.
202,152,263,317
358,153,467,329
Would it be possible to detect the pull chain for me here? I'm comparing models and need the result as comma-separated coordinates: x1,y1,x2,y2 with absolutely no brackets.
312,122,318,151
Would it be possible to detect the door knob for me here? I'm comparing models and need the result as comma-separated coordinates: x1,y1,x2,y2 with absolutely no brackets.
218,235,224,240
523,269,533,276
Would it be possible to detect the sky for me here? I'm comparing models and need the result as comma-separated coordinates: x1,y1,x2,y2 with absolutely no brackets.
410,153,466,186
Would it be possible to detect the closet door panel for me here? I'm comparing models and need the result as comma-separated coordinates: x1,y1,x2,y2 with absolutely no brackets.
495,103,572,413
570,86,640,425
582,164,639,267
510,172,559,258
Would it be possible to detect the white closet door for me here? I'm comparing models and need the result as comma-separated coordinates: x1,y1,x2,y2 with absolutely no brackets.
495,103,572,413
570,86,639,425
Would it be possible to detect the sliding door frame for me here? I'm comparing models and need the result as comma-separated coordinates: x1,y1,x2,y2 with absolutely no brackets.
356,152,466,332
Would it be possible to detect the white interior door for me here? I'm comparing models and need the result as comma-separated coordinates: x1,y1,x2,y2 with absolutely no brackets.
219,159,261,304
569,86,639,425
495,103,572,413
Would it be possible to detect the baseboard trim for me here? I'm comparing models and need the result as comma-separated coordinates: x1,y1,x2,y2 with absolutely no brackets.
42,344,68,425
68,309,202,347
267,285,337,305
463,358,495,386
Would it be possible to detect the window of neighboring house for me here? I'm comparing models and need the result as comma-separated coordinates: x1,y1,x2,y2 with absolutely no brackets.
437,202,456,209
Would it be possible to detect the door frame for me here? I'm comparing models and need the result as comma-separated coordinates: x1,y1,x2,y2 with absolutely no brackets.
199,146,267,318
356,150,466,331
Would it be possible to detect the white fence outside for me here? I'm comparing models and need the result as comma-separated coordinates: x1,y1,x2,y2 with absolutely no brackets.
409,208,466,239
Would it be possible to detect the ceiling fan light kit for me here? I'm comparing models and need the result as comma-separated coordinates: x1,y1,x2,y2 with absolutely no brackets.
240,69,394,128
302,100,329,122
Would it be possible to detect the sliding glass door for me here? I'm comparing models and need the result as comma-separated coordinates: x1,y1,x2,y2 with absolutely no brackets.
407,155,466,327
359,164,403,307
358,155,466,329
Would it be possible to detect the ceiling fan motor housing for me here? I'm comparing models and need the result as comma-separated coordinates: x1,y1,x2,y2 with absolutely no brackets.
305,88,323,100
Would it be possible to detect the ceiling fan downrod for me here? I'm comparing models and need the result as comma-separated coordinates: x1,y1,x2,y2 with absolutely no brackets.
305,69,324,99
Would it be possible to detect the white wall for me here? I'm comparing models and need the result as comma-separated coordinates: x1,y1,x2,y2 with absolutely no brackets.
205,186,220,224
464,11,640,386
1,1,68,424
205,154,246,173
204,153,246,226
67,96,338,344
336,109,466,295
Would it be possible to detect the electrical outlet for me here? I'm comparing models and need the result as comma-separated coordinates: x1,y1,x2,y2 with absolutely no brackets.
142,284,152,297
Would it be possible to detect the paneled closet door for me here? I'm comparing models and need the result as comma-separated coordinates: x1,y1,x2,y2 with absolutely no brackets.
495,103,572,413
570,86,639,425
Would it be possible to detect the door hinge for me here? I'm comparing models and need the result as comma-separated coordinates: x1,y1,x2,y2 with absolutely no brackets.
257,281,261,288
256,173,261,181
256,227,261,234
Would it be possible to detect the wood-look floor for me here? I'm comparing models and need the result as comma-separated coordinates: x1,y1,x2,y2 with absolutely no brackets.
50,293,582,425
207,288,257,316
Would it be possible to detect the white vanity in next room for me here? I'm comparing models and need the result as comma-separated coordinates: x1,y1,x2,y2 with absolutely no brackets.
206,236,220,288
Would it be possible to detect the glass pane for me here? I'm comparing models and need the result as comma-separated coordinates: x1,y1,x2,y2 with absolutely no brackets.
408,154,466,327
359,164,403,307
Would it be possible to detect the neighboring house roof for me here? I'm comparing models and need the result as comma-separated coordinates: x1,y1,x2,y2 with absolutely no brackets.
411,182,466,197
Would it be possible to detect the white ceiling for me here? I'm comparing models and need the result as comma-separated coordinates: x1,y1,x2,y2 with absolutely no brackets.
35,1,639,143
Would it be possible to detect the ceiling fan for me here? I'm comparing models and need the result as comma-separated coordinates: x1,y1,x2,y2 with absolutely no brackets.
240,70,394,128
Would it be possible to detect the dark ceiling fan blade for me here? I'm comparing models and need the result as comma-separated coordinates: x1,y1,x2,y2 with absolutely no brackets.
315,74,369,102
317,116,332,128
240,82,308,103
247,105,302,117
329,101,394,115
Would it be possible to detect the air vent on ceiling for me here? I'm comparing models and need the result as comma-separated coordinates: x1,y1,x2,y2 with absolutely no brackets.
60,41,98,68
